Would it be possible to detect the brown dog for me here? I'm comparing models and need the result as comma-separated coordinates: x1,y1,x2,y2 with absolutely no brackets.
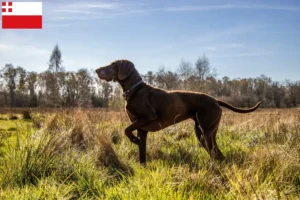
96,60,261,164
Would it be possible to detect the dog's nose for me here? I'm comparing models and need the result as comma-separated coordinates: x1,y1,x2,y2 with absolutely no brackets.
96,68,106,78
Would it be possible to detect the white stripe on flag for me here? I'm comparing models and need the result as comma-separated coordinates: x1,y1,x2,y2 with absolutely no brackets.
2,2,42,16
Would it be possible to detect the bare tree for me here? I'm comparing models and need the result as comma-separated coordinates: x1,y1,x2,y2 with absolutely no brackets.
39,71,60,107
195,55,211,81
26,72,38,107
285,80,300,107
1,64,17,107
64,72,77,106
110,84,124,109
16,67,26,91
143,71,155,85
178,59,193,79
77,68,92,107
43,44,64,107
155,66,180,90
271,82,285,108
177,59,193,89
101,81,113,107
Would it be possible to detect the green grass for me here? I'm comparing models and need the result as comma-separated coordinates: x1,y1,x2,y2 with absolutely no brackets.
0,116,32,131
0,109,299,199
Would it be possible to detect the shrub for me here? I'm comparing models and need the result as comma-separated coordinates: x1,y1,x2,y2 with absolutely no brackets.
9,115,18,120
22,110,32,120
7,127,17,131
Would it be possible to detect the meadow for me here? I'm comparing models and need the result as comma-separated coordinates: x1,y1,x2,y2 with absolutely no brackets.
0,108,299,199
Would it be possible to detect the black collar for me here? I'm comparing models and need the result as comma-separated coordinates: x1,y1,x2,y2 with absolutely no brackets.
123,80,144,100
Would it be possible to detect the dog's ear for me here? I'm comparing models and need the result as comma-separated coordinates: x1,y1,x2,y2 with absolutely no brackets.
118,60,134,80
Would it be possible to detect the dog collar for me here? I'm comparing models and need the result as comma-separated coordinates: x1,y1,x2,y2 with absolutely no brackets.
123,80,144,100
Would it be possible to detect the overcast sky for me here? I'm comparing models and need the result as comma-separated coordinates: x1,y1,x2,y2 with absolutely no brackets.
0,0,299,81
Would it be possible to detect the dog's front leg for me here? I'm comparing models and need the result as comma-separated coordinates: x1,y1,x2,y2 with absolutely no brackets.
137,129,148,165
124,119,151,145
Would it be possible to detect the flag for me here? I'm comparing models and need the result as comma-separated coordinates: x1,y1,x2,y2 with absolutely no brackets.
2,2,42,29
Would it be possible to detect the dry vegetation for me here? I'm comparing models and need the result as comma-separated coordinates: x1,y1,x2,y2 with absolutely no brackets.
0,108,299,199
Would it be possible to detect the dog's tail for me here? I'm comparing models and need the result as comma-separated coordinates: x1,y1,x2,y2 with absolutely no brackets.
217,100,261,113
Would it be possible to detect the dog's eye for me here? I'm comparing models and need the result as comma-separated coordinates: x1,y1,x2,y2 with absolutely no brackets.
111,62,117,68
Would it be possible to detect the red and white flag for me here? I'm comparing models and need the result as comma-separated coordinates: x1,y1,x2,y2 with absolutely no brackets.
2,1,42,29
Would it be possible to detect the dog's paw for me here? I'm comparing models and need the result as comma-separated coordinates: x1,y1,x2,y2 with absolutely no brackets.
130,136,141,145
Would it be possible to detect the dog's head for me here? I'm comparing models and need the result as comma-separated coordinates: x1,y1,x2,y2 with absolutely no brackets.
95,60,135,82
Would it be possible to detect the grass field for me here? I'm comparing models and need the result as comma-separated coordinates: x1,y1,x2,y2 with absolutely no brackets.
0,108,299,199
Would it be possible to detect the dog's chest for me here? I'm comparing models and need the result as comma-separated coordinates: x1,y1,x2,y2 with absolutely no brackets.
125,98,147,119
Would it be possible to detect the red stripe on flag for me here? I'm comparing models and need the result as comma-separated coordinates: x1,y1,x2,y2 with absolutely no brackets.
2,15,42,29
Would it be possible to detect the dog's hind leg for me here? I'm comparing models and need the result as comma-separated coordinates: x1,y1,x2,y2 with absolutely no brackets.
209,114,225,161
193,108,225,161
194,114,210,153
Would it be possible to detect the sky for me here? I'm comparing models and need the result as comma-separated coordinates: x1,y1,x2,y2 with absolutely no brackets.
0,0,299,81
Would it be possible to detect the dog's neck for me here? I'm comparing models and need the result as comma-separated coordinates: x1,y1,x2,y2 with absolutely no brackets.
118,75,143,92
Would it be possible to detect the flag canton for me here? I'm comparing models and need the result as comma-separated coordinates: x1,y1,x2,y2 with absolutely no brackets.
2,2,13,13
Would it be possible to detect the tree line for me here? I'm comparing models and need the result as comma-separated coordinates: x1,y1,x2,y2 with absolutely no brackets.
0,45,299,108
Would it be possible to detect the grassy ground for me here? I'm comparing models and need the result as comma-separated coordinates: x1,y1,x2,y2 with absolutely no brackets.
0,108,299,199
